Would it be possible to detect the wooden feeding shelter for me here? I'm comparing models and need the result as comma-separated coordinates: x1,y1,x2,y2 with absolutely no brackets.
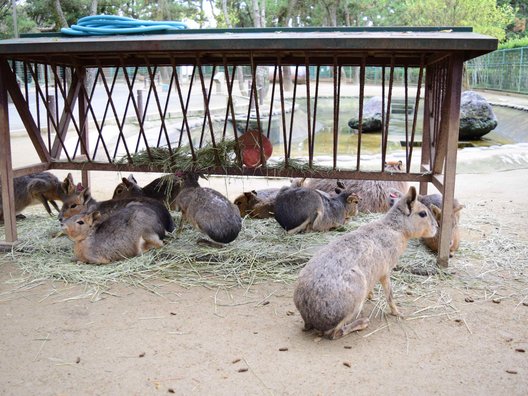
0,27,497,266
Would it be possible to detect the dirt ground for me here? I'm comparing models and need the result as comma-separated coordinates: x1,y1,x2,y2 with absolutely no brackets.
1,168,527,395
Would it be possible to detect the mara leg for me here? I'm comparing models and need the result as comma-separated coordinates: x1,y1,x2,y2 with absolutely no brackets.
325,314,370,340
325,299,369,340
143,233,164,251
311,209,328,232
379,275,401,317
287,217,312,235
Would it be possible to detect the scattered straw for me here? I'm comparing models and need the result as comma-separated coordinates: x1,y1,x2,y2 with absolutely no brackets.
1,202,527,307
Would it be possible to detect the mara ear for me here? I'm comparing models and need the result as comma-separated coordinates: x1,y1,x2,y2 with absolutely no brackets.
80,187,91,204
62,173,75,194
397,160,403,169
430,204,442,220
127,174,138,184
75,182,85,192
244,192,254,200
404,186,417,213
454,203,465,214
88,211,101,225
199,173,208,181
251,190,258,195
122,178,133,188
336,180,345,189
347,193,359,203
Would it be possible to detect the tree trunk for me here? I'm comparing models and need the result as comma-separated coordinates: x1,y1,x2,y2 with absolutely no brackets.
221,0,231,27
89,0,97,15
54,0,69,29
252,0,261,28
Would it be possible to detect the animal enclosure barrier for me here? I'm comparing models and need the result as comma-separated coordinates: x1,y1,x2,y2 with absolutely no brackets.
0,28,497,266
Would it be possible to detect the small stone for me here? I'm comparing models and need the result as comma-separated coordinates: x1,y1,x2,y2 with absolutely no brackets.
286,310,295,316
492,298,501,304
465,297,474,303
139,352,146,358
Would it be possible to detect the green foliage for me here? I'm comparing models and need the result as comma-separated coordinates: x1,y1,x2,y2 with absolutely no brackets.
384,0,514,41
0,2,38,39
499,36,528,49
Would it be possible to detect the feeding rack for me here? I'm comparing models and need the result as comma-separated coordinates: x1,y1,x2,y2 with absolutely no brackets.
0,27,497,266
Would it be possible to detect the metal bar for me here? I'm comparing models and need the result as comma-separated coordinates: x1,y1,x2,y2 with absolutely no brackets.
381,57,395,170
117,60,148,160
277,60,289,168
78,67,90,187
93,60,130,163
408,55,424,172
332,59,340,170
173,62,196,159
222,62,241,166
305,56,313,167
356,57,365,171
287,65,299,159
420,64,433,195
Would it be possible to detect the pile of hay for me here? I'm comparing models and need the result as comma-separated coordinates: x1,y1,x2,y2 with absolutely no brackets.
1,207,526,305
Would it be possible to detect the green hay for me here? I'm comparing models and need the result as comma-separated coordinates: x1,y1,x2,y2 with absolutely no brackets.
120,142,334,175
120,140,240,172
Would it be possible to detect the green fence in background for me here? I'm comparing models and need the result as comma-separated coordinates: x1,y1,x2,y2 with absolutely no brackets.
466,47,528,94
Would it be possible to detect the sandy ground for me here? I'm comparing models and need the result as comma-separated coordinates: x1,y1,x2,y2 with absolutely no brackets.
0,166,527,395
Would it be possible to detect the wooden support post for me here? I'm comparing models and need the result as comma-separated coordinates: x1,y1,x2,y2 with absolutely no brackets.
0,60,18,247
436,55,464,268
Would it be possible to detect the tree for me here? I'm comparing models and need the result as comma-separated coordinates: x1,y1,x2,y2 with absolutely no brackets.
387,0,514,41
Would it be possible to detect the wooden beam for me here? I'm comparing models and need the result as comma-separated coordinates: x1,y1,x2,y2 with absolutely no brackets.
420,67,433,196
0,59,51,163
436,54,463,268
0,60,18,243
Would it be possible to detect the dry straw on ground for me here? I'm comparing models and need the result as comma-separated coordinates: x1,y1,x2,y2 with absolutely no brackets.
1,204,527,308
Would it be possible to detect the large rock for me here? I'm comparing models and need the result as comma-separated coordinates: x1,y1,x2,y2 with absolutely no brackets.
348,96,385,132
459,91,497,140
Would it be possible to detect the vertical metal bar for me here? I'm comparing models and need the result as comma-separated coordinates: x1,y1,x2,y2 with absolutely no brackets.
381,57,394,170
266,65,278,139
356,57,365,171
404,66,409,169
304,56,313,167
310,65,320,166
277,60,289,167
249,54,266,167
222,62,241,166
78,67,90,187
517,47,524,93
197,62,217,151
408,56,424,172
0,60,17,244
332,59,340,170
287,66,299,159
420,64,433,196
174,63,196,158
